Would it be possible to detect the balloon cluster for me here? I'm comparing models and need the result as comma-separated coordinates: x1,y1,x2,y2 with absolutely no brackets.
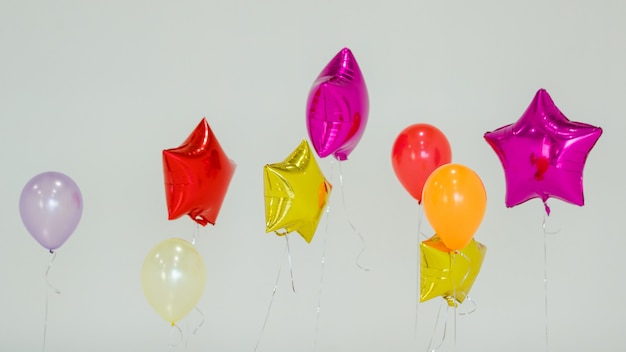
17,46,603,345
263,47,369,243
389,89,603,307
392,125,487,306
142,117,237,326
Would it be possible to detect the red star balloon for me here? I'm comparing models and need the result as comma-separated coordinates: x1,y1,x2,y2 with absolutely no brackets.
163,118,236,226
484,89,602,214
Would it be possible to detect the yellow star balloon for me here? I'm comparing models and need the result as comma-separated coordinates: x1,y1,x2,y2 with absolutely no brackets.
264,139,332,243
420,235,487,306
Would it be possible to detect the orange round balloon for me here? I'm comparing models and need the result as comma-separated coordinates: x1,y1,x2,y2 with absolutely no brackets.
422,164,487,250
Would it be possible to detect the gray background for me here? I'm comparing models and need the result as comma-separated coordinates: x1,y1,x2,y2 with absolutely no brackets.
0,0,622,351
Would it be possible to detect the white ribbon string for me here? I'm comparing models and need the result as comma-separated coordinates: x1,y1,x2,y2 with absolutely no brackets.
313,201,332,352
541,208,560,352
415,205,424,339
336,161,369,272
285,235,296,293
169,323,183,351
541,213,550,352
457,295,477,316
43,251,60,352
253,242,289,352
185,223,204,351
191,223,199,246
312,159,335,351
451,253,457,352
426,301,450,352
455,250,476,316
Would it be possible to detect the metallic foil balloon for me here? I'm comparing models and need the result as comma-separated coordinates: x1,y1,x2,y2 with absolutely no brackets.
306,47,369,161
19,171,83,252
420,235,486,307
141,238,207,324
264,139,332,243
391,124,451,203
163,118,236,226
484,89,602,214
422,164,487,251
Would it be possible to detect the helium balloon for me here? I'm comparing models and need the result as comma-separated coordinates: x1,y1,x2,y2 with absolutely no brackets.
19,171,83,252
420,235,487,306
264,139,332,243
422,164,486,251
391,123,451,203
484,89,602,214
306,47,369,161
163,118,236,226
141,238,207,324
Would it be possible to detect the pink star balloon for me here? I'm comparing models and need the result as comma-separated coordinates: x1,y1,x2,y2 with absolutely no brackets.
306,47,369,161
484,89,602,214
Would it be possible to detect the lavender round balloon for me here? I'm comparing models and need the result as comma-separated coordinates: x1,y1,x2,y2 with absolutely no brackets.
19,171,83,251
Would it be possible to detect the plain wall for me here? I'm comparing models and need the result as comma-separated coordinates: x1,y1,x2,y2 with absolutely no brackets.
0,0,623,351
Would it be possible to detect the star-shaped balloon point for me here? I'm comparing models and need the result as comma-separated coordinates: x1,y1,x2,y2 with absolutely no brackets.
484,89,602,214
163,118,236,226
420,235,487,307
264,139,332,243
306,47,369,161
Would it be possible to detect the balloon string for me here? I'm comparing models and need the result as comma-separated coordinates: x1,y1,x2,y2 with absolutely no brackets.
43,251,60,352
313,202,332,352
418,204,429,240
45,251,61,294
253,243,288,352
169,323,183,351
455,251,477,315
184,306,206,351
186,222,204,350
451,253,457,352
192,223,199,246
426,301,449,352
191,306,205,335
285,235,296,293
415,205,424,339
541,212,549,352
458,296,477,316
336,161,369,272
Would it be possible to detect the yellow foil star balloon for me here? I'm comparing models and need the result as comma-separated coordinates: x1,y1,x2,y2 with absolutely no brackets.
420,235,487,306
264,139,332,243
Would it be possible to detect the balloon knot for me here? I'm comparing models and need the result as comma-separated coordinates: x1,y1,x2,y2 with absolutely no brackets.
543,201,551,216
445,297,457,307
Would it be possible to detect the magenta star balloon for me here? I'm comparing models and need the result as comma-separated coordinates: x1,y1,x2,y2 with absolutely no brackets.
306,47,369,161
484,89,602,214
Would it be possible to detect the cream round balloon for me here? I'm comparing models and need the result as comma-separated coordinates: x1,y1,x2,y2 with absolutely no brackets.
141,238,207,324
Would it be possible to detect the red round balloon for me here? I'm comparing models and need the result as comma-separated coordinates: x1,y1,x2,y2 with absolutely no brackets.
391,124,451,203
